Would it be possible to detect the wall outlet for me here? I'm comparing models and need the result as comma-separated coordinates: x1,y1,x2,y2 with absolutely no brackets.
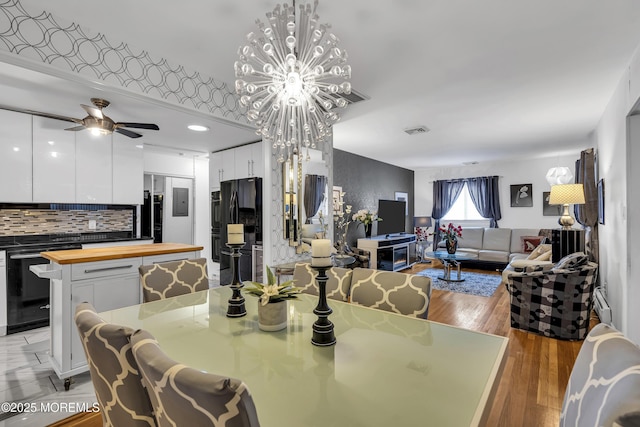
88,220,97,230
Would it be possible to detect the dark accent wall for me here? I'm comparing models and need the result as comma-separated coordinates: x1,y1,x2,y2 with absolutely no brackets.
333,149,414,246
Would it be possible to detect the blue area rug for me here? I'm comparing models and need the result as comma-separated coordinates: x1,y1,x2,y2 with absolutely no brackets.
416,268,501,297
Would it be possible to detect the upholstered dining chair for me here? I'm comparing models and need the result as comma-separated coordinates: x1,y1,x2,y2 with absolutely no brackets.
139,257,209,302
74,302,157,427
292,263,353,302
130,329,261,427
349,268,432,319
560,323,640,426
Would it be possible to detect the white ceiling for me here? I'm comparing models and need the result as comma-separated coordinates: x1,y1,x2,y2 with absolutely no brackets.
4,0,640,168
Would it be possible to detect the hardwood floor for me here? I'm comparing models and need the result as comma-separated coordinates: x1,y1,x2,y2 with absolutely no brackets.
405,262,598,427
51,263,596,427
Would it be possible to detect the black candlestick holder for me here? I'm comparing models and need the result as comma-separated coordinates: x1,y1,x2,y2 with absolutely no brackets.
311,264,336,346
226,243,246,318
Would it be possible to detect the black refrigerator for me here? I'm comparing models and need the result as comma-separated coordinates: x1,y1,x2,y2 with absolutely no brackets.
220,177,262,285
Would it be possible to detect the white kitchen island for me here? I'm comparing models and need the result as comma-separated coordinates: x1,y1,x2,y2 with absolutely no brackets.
31,242,203,390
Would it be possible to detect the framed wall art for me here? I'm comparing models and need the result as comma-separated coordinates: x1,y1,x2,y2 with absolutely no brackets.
598,179,605,224
332,186,343,215
395,191,409,214
510,184,533,207
542,191,561,216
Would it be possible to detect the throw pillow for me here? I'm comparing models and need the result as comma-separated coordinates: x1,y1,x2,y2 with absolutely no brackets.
521,236,545,253
554,252,589,270
526,243,552,260
535,250,552,261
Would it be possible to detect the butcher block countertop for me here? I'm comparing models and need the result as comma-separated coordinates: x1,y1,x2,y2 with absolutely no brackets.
40,243,204,264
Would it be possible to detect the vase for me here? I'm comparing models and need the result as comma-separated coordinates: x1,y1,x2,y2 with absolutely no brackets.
446,239,458,254
364,225,372,238
257,300,288,331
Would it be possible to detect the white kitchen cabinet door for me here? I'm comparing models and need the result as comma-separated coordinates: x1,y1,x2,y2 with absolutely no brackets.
250,142,264,177
0,110,32,202
113,134,144,204
76,132,112,203
219,149,235,182
32,117,76,203
234,144,253,179
210,152,223,190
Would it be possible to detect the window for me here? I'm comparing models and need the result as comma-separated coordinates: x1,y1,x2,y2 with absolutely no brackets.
441,183,484,220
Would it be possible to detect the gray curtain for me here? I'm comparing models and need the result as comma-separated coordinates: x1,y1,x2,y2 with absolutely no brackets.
303,174,327,223
430,179,466,249
466,176,502,228
574,148,599,263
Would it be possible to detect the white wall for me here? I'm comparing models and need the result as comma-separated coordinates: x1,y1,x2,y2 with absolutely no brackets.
414,153,587,229
595,52,637,342
162,176,193,244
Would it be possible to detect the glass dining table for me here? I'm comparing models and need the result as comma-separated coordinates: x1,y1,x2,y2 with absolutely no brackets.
98,287,508,427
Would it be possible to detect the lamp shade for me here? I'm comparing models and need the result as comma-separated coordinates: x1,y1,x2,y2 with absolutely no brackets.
413,216,432,228
549,184,585,205
545,167,574,186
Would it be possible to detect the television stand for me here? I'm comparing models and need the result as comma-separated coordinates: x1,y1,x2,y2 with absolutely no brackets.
357,234,417,271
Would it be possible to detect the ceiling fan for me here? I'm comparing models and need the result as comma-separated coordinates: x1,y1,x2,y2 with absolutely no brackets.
0,98,159,138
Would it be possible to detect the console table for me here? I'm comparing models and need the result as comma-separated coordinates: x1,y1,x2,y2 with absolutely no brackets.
357,234,417,271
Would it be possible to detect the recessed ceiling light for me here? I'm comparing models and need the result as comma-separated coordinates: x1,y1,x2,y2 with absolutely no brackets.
188,124,209,132
462,161,479,165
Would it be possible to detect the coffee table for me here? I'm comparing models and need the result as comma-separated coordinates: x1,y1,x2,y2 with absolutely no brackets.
424,251,478,282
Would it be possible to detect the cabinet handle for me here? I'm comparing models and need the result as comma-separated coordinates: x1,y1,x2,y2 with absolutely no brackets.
248,160,251,176
251,160,255,176
219,169,223,182
84,265,134,274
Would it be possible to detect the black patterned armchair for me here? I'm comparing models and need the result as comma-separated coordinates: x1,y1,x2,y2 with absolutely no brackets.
505,257,598,340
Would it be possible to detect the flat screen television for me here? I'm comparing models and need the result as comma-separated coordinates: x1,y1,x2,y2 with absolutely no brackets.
377,199,406,236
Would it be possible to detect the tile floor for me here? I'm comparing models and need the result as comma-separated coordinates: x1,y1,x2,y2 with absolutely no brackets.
0,327,96,426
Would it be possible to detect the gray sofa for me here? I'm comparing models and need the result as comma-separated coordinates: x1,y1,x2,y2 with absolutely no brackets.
437,227,548,269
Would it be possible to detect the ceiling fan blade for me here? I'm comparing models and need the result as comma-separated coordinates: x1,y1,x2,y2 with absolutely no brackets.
116,122,160,130
65,125,87,131
0,104,80,124
115,128,143,138
81,104,103,119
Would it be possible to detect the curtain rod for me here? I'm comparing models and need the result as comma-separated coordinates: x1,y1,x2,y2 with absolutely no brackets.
427,175,503,183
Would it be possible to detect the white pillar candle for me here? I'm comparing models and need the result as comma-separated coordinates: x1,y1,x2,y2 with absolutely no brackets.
311,239,332,266
227,224,245,244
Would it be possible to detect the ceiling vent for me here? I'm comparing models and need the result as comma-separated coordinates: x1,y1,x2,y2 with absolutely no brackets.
404,126,430,135
330,88,369,105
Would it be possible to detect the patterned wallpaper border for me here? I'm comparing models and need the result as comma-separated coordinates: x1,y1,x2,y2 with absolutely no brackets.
0,0,247,123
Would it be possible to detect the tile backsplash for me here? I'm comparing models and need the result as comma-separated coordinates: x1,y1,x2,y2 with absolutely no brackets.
0,209,133,236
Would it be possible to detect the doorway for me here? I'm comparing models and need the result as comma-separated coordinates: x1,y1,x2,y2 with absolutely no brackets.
143,174,194,244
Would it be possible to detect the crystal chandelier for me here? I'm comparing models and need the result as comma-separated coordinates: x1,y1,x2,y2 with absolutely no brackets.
235,1,352,162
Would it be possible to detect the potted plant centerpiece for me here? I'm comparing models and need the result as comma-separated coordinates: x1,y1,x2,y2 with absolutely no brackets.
243,266,301,331
440,222,463,254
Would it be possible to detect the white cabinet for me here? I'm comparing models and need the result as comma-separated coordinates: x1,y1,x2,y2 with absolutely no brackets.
0,110,32,202
32,117,76,203
75,132,112,203
113,134,144,204
210,151,223,190
250,142,264,177
211,142,263,186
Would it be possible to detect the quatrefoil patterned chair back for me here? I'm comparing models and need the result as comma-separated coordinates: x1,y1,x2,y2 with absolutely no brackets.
349,268,432,319
560,323,640,426
131,329,261,427
139,258,209,302
74,302,157,427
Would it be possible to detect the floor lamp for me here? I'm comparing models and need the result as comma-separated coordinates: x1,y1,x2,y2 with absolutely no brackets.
413,216,432,263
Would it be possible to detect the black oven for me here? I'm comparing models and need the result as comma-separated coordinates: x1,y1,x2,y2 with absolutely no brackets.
6,243,81,334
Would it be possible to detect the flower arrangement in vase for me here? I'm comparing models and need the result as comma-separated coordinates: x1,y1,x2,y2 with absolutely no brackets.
439,222,463,254
352,208,381,237
244,266,300,331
